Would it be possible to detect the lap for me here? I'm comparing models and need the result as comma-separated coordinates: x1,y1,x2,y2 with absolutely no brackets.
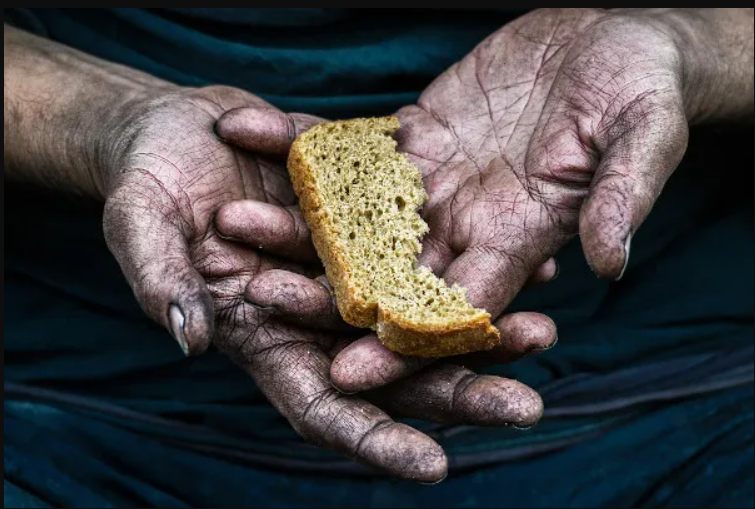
5,385,752,508
4,481,51,509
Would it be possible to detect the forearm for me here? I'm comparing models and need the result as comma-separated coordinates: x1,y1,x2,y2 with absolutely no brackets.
631,8,754,124
3,24,174,198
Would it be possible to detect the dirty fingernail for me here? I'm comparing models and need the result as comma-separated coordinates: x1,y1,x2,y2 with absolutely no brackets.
169,304,190,356
216,231,242,243
316,275,334,292
533,334,558,353
331,382,357,396
419,472,448,486
616,232,632,281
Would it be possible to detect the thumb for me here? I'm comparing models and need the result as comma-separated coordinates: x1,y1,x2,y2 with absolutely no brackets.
437,158,558,318
417,227,455,277
215,200,319,264
419,226,558,287
441,245,539,319
104,178,214,356
214,108,326,156
580,99,688,279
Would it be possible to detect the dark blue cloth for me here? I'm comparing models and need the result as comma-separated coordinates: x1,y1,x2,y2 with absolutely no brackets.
6,385,752,508
4,8,754,508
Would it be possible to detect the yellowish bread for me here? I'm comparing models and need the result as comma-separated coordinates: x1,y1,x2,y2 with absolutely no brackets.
287,117,500,357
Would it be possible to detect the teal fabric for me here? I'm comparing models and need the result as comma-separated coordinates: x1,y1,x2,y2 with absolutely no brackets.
4,8,753,508
6,387,752,508
15,8,524,117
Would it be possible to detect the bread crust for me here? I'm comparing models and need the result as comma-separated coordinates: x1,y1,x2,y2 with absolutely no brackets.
287,117,500,357
377,307,500,358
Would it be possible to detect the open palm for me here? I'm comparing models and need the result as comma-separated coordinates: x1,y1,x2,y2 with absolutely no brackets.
396,8,687,318
105,86,545,482
329,8,690,389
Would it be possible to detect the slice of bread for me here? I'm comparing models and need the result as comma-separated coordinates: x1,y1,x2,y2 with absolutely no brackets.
287,117,500,357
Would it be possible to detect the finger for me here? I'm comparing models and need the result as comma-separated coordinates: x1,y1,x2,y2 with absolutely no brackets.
331,312,557,393
419,203,557,291
244,270,352,331
375,364,544,429
524,258,559,288
103,180,213,356
580,99,688,279
331,334,433,394
420,223,557,287
215,108,325,156
524,62,689,281
494,311,557,357
420,213,560,288
215,200,318,263
215,303,447,483
458,312,557,368
438,158,562,318
417,213,456,277
442,244,537,319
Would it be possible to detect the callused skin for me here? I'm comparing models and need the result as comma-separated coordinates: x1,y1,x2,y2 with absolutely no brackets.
5,7,751,482
217,9,753,392
324,8,754,390
5,23,554,483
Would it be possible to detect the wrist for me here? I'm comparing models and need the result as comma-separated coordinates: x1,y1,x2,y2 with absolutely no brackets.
622,9,754,124
94,84,181,199
3,25,179,199
652,10,722,124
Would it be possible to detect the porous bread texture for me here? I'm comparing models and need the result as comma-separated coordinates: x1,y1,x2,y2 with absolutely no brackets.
287,116,500,357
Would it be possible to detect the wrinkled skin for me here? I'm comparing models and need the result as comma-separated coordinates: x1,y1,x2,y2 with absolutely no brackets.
102,86,546,483
329,8,692,388
7,8,749,485
216,108,560,387
218,9,692,391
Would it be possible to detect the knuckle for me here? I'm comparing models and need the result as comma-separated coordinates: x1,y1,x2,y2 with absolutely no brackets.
450,373,479,414
294,390,345,445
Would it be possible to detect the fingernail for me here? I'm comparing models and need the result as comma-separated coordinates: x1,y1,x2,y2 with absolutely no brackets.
511,423,535,431
419,473,448,486
616,232,632,281
316,275,334,293
216,231,241,243
552,260,560,281
169,304,190,356
533,335,558,353
331,382,357,396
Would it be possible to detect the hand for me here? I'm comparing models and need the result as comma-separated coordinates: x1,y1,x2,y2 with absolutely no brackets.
328,8,738,389
102,86,544,482
214,105,560,391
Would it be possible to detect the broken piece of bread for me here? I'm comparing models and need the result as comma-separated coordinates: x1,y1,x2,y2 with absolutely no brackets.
287,117,500,357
